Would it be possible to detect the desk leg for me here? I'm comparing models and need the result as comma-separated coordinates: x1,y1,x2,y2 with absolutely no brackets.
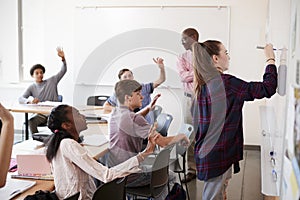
25,113,29,140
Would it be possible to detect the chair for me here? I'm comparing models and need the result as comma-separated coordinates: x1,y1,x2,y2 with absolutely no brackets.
126,145,173,199
64,192,80,200
28,94,63,140
149,105,162,123
169,123,194,200
57,94,63,102
156,113,173,137
92,177,127,200
87,95,109,106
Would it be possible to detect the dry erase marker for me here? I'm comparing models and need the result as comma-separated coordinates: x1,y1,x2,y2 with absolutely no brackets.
256,46,287,51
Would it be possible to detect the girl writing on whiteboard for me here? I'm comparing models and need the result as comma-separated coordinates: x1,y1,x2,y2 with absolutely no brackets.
192,41,277,199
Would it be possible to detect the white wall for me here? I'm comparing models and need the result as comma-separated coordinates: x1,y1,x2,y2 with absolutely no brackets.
0,0,291,145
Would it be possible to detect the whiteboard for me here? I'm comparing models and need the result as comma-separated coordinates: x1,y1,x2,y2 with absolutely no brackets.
74,6,230,87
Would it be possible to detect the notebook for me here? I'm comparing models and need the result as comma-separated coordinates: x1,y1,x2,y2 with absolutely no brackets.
11,154,53,180
0,178,36,199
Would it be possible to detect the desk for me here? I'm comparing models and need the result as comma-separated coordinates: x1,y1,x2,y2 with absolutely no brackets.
10,123,109,200
7,103,104,140
12,179,55,200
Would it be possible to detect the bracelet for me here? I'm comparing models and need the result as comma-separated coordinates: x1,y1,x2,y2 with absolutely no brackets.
266,58,275,62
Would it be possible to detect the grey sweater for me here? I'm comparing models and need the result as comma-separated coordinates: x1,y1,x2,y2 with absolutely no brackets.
19,61,67,104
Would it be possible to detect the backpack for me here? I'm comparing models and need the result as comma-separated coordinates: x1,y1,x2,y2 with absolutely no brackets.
24,190,59,200
165,183,187,200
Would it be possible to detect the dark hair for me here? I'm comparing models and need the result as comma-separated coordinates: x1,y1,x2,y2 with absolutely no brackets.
182,28,199,41
30,64,45,76
45,104,73,162
115,80,142,104
118,68,132,79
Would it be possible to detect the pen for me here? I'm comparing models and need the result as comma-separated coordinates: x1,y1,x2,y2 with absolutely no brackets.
256,46,287,51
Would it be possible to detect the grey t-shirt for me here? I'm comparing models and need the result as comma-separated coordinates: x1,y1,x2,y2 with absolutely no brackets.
19,61,67,104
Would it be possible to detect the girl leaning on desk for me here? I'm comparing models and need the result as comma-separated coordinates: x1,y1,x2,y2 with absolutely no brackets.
45,104,158,200
0,103,14,188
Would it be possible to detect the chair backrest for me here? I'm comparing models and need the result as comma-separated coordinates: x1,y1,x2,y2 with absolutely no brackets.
150,105,162,122
156,113,173,136
176,123,194,156
64,192,80,200
87,95,109,106
58,95,63,102
92,177,127,200
151,145,173,189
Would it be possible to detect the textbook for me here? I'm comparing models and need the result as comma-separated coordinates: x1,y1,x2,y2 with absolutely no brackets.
0,178,36,199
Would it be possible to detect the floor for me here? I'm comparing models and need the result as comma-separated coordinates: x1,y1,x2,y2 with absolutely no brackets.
186,150,264,200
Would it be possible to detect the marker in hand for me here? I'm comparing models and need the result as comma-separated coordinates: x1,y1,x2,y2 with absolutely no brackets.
256,46,287,51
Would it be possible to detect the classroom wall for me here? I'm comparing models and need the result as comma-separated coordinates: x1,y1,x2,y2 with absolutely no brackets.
0,0,291,145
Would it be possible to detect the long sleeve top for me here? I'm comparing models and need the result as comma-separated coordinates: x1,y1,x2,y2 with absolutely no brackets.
18,61,67,104
194,64,277,181
52,139,141,200
177,50,194,94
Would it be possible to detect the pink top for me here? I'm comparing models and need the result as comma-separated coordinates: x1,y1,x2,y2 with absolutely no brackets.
177,50,194,94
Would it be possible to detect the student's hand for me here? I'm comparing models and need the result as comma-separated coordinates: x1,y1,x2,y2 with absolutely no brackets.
153,57,165,70
149,94,161,110
174,134,190,147
141,124,160,156
0,103,13,123
264,44,275,64
56,46,65,61
31,98,40,104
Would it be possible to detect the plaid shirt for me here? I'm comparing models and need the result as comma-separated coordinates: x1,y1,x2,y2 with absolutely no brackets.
193,65,277,181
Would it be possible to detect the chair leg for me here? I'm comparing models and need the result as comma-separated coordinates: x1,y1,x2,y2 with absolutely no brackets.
183,173,190,200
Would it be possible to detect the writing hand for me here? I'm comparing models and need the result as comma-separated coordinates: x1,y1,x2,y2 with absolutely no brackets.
31,98,40,104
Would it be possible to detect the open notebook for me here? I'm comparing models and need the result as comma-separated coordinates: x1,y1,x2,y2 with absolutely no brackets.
11,154,53,180
0,178,36,199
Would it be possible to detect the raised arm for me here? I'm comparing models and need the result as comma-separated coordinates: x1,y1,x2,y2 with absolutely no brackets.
152,57,166,88
137,94,161,117
53,47,67,82
0,103,14,188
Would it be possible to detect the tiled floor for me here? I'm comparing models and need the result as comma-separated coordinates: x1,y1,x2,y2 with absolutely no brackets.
186,150,263,200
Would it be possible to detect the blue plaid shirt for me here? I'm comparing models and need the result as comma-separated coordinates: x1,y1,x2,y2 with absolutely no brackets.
193,64,277,181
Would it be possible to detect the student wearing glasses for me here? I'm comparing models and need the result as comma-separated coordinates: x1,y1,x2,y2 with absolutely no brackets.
176,27,199,183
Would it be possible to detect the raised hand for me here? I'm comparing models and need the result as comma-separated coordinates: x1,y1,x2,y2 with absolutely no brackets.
149,94,161,110
153,57,164,70
56,46,65,61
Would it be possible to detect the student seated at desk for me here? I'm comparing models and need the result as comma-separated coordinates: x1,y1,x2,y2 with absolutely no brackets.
107,79,189,199
103,57,166,124
0,103,14,188
18,47,67,135
45,104,157,200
